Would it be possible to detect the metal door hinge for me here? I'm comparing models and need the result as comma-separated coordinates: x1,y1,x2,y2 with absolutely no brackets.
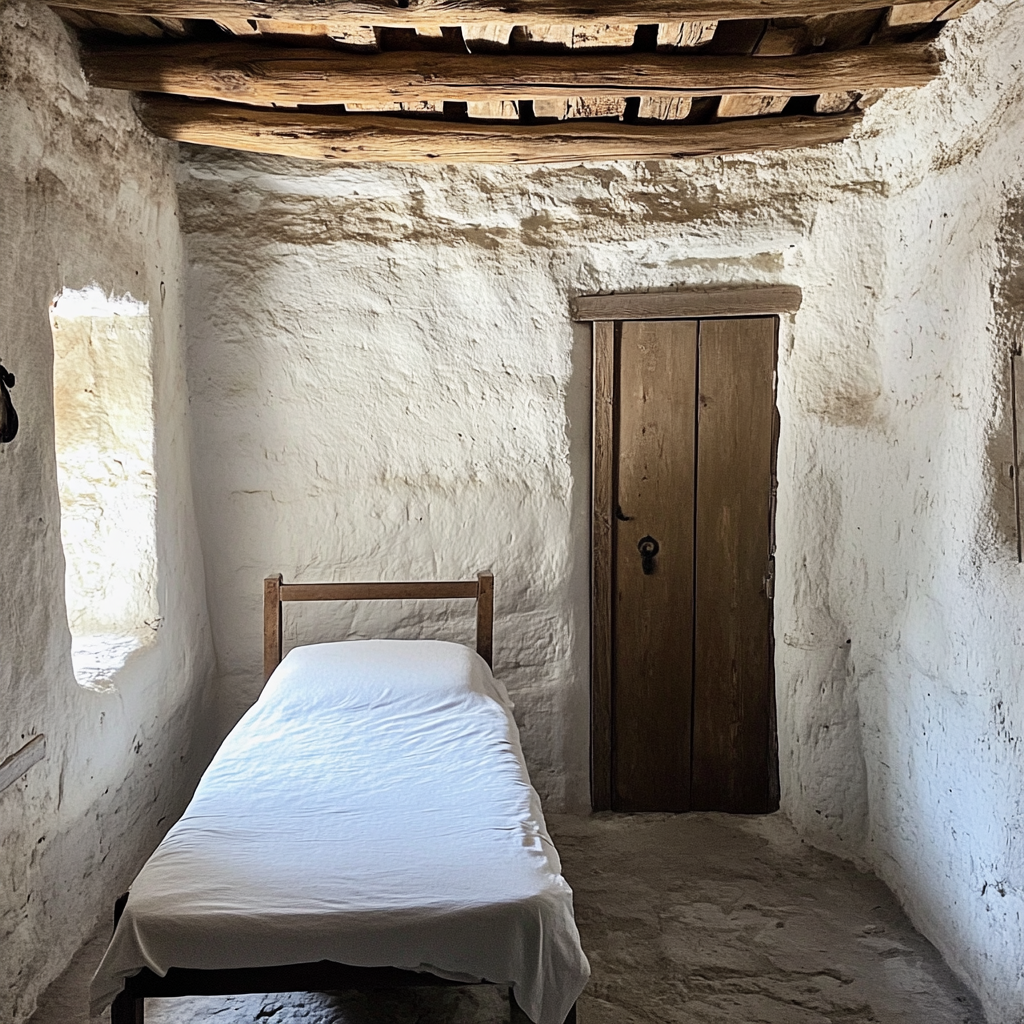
763,559,775,600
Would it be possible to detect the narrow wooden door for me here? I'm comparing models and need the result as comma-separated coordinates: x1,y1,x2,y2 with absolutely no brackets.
600,315,779,814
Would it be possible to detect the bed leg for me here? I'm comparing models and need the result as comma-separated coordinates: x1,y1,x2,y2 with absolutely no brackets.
110,991,143,1024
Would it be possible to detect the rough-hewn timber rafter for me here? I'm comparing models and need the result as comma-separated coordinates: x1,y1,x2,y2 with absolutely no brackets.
49,0,969,27
83,42,939,106
136,94,860,161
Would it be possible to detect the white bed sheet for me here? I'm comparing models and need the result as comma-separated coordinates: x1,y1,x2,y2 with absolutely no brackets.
90,640,589,1024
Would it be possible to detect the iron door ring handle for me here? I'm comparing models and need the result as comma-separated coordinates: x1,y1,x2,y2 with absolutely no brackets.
638,536,659,575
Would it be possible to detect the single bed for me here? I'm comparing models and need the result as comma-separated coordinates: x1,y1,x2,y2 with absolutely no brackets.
91,573,589,1024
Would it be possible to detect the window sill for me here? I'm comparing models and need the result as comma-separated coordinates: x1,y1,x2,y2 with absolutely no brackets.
72,632,155,693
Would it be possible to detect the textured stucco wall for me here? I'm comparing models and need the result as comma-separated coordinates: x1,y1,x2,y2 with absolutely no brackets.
0,4,215,1020
178,1,1024,1019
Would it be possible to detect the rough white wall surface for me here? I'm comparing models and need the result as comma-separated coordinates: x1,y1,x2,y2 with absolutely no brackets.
179,2,1024,1019
0,4,215,1020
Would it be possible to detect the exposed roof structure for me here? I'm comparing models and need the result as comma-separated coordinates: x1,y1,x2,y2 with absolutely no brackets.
49,0,978,161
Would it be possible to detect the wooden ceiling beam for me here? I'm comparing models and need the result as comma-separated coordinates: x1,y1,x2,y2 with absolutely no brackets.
136,94,861,161
83,42,939,106
48,0,974,28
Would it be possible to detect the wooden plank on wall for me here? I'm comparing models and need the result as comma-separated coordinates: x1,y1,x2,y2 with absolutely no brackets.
0,736,46,794
136,98,861,162
591,321,615,811
613,320,698,812
85,43,939,106
691,317,777,813
572,285,803,322
48,0,975,28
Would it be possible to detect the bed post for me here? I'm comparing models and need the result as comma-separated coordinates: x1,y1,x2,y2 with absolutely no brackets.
264,574,283,682
476,572,494,668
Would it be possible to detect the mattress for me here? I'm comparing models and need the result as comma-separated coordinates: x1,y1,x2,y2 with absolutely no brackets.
90,639,590,1024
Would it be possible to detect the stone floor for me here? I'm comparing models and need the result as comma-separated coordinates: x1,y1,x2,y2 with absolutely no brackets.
31,812,984,1024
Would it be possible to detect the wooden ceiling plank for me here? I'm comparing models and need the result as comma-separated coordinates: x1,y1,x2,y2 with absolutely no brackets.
570,23,638,47
567,25,632,122
885,1,950,26
462,22,513,51
150,14,190,33
531,97,570,117
325,24,379,48
718,23,796,119
51,5,105,30
83,41,939,105
517,23,574,47
717,93,786,116
657,21,718,49
47,0,965,29
797,9,885,48
638,95,693,120
645,20,715,119
136,94,862,161
936,0,982,19
215,16,259,32
467,99,521,117
814,90,856,112
527,24,573,117
568,97,627,118
518,24,634,120
73,10,167,35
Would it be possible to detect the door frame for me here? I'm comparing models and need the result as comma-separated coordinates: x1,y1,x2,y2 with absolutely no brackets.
572,285,802,811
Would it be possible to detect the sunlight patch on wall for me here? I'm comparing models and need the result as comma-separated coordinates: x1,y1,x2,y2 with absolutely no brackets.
50,286,159,691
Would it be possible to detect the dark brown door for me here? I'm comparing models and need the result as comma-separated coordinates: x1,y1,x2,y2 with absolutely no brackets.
607,316,778,813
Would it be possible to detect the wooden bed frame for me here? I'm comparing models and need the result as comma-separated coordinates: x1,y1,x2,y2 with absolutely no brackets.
110,572,577,1024
262,571,494,681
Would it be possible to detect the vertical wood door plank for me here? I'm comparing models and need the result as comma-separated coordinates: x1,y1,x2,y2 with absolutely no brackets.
591,321,616,811
691,317,778,813
613,320,697,811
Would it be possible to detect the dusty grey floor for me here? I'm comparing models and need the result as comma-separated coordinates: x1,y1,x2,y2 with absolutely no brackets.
31,812,984,1024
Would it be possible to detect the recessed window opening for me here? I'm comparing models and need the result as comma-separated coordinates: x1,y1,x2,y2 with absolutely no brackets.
50,286,159,692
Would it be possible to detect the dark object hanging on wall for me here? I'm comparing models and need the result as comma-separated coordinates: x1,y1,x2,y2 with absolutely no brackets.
0,361,18,443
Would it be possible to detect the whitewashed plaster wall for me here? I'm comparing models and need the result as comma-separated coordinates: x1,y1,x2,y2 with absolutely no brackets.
179,2,1024,1019
0,4,215,1021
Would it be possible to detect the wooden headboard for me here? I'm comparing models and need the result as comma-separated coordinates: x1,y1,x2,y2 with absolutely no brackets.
263,573,495,682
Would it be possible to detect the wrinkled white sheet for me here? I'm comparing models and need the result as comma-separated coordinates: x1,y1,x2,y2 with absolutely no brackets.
91,640,589,1024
